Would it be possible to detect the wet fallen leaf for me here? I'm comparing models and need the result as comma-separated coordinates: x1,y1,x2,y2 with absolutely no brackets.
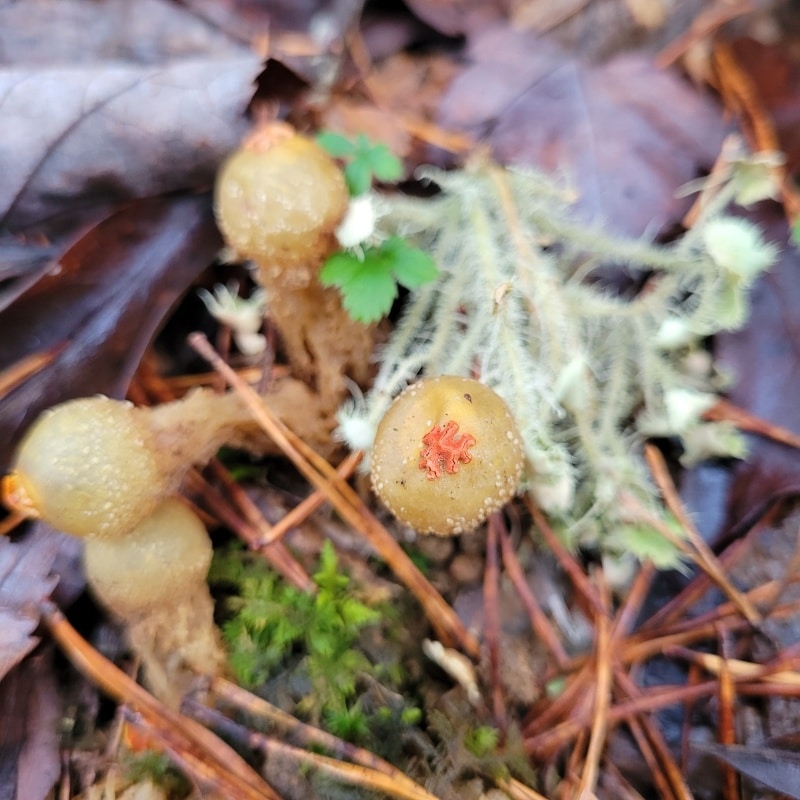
696,741,800,799
438,25,725,235
0,654,61,800
0,530,60,679
0,193,221,473
402,0,504,37
0,55,257,238
0,0,248,65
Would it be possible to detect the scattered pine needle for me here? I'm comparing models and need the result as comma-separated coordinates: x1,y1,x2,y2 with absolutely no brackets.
0,343,65,397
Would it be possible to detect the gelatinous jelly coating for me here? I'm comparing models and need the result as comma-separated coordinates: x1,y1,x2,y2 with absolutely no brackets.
370,376,525,536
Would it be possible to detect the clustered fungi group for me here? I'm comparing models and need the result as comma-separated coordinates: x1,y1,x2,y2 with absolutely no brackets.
3,123,777,705
3,394,243,704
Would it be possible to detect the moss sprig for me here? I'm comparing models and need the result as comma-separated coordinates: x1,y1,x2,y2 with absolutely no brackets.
211,540,418,740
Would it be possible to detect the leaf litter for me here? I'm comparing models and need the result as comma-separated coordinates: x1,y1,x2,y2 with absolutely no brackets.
3,2,800,799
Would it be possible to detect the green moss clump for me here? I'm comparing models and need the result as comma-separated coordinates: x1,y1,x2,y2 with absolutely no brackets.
211,540,419,745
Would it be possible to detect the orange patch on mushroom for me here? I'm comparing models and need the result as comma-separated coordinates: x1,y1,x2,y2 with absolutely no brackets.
370,375,525,536
419,421,476,480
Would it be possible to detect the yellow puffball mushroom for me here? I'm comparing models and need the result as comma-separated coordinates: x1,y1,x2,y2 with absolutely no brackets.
370,376,525,536
83,498,212,619
83,498,226,706
213,122,373,410
3,391,269,540
214,121,349,284
6,397,167,539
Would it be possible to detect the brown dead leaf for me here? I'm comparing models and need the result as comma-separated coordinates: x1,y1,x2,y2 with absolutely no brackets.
0,194,221,473
402,0,505,37
0,530,61,680
438,25,725,235
696,741,800,799
179,0,346,45
0,0,249,65
0,653,61,800
711,208,800,533
0,55,258,238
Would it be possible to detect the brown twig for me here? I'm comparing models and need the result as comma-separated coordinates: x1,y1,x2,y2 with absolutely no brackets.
499,523,569,668
526,497,605,619
717,631,738,800
705,398,800,450
257,450,362,546
209,675,413,781
186,698,440,800
485,513,507,735
642,444,761,625
576,614,611,799
0,343,66,396
184,468,313,592
40,601,280,800
614,670,695,800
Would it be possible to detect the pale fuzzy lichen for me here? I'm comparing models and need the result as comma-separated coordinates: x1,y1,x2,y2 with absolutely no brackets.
198,282,266,356
338,152,776,563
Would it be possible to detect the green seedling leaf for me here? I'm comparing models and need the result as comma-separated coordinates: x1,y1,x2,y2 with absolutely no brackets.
344,158,374,196
319,251,363,290
317,131,403,195
338,258,398,323
320,249,392,323
315,131,357,158
358,138,403,182
383,236,439,288
322,239,437,324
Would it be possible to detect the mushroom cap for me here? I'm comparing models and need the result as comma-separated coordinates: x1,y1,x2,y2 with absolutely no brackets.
214,127,348,281
370,376,525,535
84,498,212,619
9,397,165,539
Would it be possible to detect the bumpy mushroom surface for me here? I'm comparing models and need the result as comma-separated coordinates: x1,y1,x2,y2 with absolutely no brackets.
7,397,166,539
214,122,349,282
370,376,525,535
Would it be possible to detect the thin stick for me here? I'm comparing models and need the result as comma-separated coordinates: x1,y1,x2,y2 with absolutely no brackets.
210,676,410,780
614,670,694,800
610,561,656,645
185,469,313,592
717,633,738,800
485,513,507,734
40,602,279,800
499,524,569,668
576,614,611,799
705,398,800,449
526,497,605,618
642,445,761,625
0,511,26,537
187,699,441,800
0,343,65,395
258,451,362,545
